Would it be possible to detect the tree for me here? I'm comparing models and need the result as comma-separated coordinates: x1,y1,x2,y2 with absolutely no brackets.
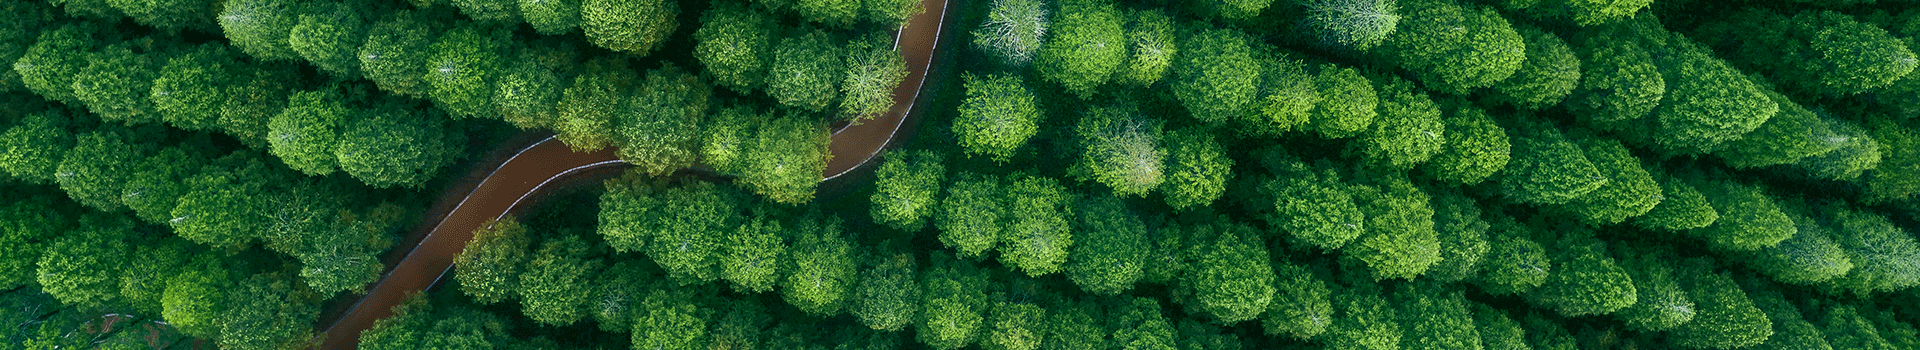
359,10,437,97
1038,299,1104,350
1492,27,1579,109
1746,290,1832,350
0,0,54,92
122,145,210,224
288,1,366,77
170,151,278,249
152,44,239,132
1174,29,1258,125
1241,47,1317,136
0,109,75,184
1699,10,1916,97
617,64,710,176
15,24,98,105
1631,171,1718,231
982,302,1045,350
1498,119,1605,205
1520,312,1577,350
795,0,858,27
1824,205,1920,295
1322,284,1400,350
1310,65,1378,139
784,214,858,316
1692,179,1794,251
1635,29,1777,157
841,34,909,121
493,48,565,129
1300,0,1400,50
0,194,64,290
520,0,580,34
865,0,918,26
1738,211,1850,285
1162,128,1232,210
1384,0,1524,94
739,111,829,204
334,105,464,188
1669,260,1772,349
1394,283,1483,350
1035,0,1125,98
72,45,163,124
695,2,776,93
58,129,152,212
1346,173,1441,281
1251,157,1364,251
218,61,299,147
1820,305,1897,350
454,218,531,305
1357,76,1444,169
518,234,602,326
1426,190,1488,283
852,252,919,331
1614,246,1696,331
1716,91,1837,169
1564,32,1662,127
1475,216,1551,296
700,105,763,174
632,290,710,350
585,261,658,333
973,0,1048,66
918,253,990,350
955,74,1040,161
37,214,131,309
1109,297,1177,350
1472,304,1526,350
1424,104,1509,185
1525,0,1648,26
1072,104,1164,197
768,30,844,112
452,0,520,22
1264,262,1332,340
425,24,509,119
163,256,230,338
936,172,1005,259
218,274,319,350
1862,121,1920,203
1115,10,1174,87
871,150,945,231
217,0,302,61
636,180,738,284
1187,223,1274,323
1559,136,1660,225
554,58,635,151
1000,175,1074,277
1524,231,1636,317
722,213,786,293
580,0,677,55
1065,196,1147,295
267,89,346,176
119,238,190,315
1794,118,1879,181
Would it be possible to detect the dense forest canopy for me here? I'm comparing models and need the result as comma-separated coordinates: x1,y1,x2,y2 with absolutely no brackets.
4,0,1920,348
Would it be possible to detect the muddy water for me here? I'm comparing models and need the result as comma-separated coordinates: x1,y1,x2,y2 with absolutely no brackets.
315,0,955,347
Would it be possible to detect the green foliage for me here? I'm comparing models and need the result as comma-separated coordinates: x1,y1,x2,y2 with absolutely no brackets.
1820,305,1897,350
425,24,509,119
722,214,785,293
1795,118,1879,181
1263,262,1332,340
1000,175,1074,276
852,253,920,331
58,130,150,212
982,302,1045,350
1252,158,1364,250
768,30,844,112
1492,28,1579,109
1065,196,1148,295
1036,0,1125,98
1072,104,1164,197
360,11,436,97
520,0,581,34
955,74,1040,161
1394,284,1482,350
1424,104,1509,185
1323,285,1400,350
1386,0,1524,94
632,290,710,350
1499,120,1605,205
1109,297,1177,350
617,64,710,176
1717,91,1836,169
122,145,208,224
153,44,239,132
218,0,302,61
842,34,908,120
0,0,53,92
784,214,858,316
973,0,1048,66
1310,65,1378,139
1864,121,1920,203
1565,33,1662,127
1243,48,1317,135
871,150,946,231
163,257,229,338
1476,218,1551,295
1347,173,1441,281
1115,10,1175,87
16,24,98,105
1472,304,1526,350
695,2,776,93
0,110,75,184
700,105,761,174
1301,0,1400,50
580,0,677,55
453,0,520,22
218,274,319,350
335,106,463,188
796,0,858,26
37,215,131,309
73,45,162,124
1162,128,1232,210
1358,76,1445,169
918,253,990,350
267,89,346,176
1521,312,1577,350
1427,190,1489,283
493,49,564,129
739,112,829,204
170,152,277,249
1739,211,1851,285
937,173,1005,259
1188,223,1274,323
1559,136,1660,224
554,58,633,151
1524,232,1636,317
519,234,601,326
1639,34,1778,157
0,195,64,290
1692,179,1794,251
1614,247,1695,331
1174,29,1259,124
1669,260,1773,349
288,2,366,77
454,218,531,305
1824,206,1920,295
1746,290,1832,350
1631,172,1718,231
1704,10,1916,96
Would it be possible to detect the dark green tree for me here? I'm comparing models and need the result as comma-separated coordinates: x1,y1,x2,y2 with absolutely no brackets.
1173,29,1258,125
699,104,762,174
1042,299,1106,350
1746,290,1832,350
1794,118,1879,181
152,44,239,132
288,1,366,77
1309,65,1378,139
1065,196,1148,295
1427,190,1489,283
359,10,437,97
1475,216,1551,296
169,151,278,249
15,24,98,105
217,0,302,61
1115,10,1175,87
518,234,602,326
267,89,346,176
852,252,920,331
695,2,776,93
1263,261,1333,340
739,111,829,204
1251,157,1364,251
162,256,230,338
452,0,520,22
1243,47,1317,135
617,64,710,176
1717,91,1839,169
1393,283,1483,350
580,0,677,55
1035,0,1125,98
1162,128,1232,210
217,60,297,145
1669,259,1773,349
1699,10,1916,96
1632,26,1778,157
217,274,319,350
1472,304,1526,350
871,150,945,231
454,218,531,305
1564,31,1662,127
918,253,990,350
841,34,908,120
982,302,1045,350
0,109,75,183
1824,205,1920,295
425,24,509,119
1692,179,1794,251
1862,121,1920,203
796,0,858,26
493,47,566,129
936,172,1006,259
1820,305,1896,350
784,214,858,316
954,73,1040,161
1738,211,1850,285
1187,223,1274,323
1631,171,1719,231
0,194,64,290
58,129,151,212
1300,0,1401,50
1357,76,1444,169
520,0,581,34
1322,283,1400,350
1423,103,1509,185
73,45,163,124
632,290,710,350
37,214,131,309
1071,104,1164,197
1384,0,1524,94
554,58,634,151
1524,231,1636,317
1109,297,1177,350
1498,119,1605,205
1615,246,1696,331
1559,136,1660,225
1492,27,1580,109
1001,175,1074,277
121,145,209,224
722,214,786,293
1346,173,1441,281
768,30,844,112
334,106,463,188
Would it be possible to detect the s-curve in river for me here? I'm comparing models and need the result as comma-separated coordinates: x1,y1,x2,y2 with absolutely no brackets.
314,0,956,348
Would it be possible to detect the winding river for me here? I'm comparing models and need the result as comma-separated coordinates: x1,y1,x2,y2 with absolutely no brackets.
314,0,956,348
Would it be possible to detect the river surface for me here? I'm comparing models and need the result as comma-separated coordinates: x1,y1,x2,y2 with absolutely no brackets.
314,0,956,347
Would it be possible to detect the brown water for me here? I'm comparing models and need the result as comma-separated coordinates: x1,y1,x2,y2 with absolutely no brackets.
314,0,956,347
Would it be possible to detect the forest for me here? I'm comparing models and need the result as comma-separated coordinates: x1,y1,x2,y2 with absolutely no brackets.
2,0,1920,347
